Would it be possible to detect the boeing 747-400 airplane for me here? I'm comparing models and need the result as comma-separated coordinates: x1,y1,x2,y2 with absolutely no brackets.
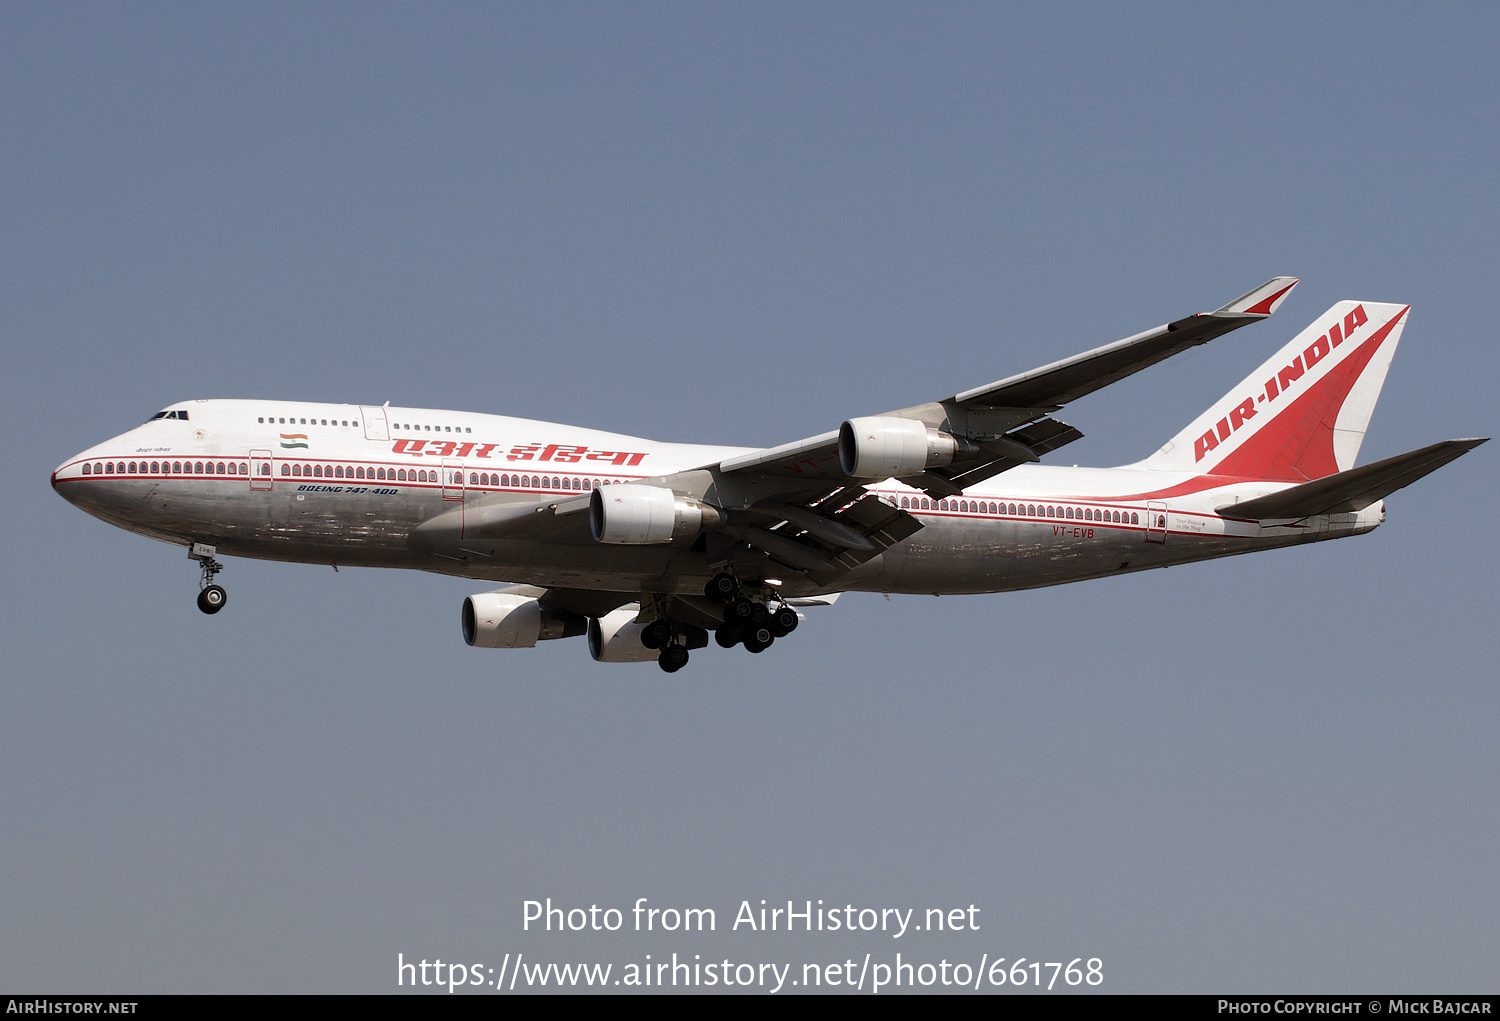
53,277,1485,671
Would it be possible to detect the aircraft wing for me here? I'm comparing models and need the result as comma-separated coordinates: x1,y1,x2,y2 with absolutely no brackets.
710,276,1299,497
648,277,1299,586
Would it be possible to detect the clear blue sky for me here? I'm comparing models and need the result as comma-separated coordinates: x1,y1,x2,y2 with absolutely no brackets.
2,2,1496,993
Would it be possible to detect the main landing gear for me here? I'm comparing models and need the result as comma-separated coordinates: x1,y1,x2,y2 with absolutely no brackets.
189,542,227,615
703,572,798,656
633,573,808,673
639,618,708,674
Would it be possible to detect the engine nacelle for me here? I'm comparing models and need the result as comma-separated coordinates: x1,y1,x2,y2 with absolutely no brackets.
590,484,723,544
462,592,585,648
838,416,960,479
587,608,659,662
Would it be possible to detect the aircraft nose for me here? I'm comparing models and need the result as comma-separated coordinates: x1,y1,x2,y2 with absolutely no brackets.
54,446,114,508
53,453,85,503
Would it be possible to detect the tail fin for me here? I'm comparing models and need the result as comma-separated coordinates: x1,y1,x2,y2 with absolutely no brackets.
1143,300,1410,481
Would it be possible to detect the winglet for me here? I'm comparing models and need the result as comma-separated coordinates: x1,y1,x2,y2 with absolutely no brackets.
1215,276,1300,317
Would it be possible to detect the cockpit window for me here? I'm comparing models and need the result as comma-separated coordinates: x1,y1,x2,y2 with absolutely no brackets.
148,410,189,422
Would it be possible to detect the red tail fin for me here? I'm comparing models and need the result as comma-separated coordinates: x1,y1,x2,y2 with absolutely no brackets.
1143,301,1409,481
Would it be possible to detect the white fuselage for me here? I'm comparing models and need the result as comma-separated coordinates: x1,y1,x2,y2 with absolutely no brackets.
53,399,1382,598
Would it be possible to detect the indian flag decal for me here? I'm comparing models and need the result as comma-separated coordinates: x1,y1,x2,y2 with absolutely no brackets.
279,433,309,449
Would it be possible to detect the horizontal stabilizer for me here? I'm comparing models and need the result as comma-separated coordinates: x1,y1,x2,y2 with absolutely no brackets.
1220,438,1488,519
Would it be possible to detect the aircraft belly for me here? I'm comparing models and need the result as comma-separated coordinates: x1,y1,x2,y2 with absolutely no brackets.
61,478,1379,597
864,517,1194,594
65,480,423,563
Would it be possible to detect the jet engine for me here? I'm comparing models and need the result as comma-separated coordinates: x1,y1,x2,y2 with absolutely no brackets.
589,484,723,544
586,608,659,662
838,416,962,479
462,592,586,648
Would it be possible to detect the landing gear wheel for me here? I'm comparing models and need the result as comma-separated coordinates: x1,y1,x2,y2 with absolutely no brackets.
724,598,755,625
742,626,773,652
641,620,672,650
715,626,741,649
658,645,690,672
704,572,739,604
197,584,227,615
770,607,799,637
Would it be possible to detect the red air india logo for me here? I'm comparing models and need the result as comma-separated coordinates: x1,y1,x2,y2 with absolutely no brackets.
389,439,647,467
1193,304,1369,462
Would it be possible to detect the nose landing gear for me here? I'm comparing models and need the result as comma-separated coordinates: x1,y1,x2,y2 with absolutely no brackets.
189,542,227,615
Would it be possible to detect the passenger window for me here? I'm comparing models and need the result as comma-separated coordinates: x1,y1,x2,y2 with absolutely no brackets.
1131,513,1140,524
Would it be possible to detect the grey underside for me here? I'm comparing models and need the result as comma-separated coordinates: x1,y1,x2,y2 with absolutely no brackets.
70,480,1334,602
